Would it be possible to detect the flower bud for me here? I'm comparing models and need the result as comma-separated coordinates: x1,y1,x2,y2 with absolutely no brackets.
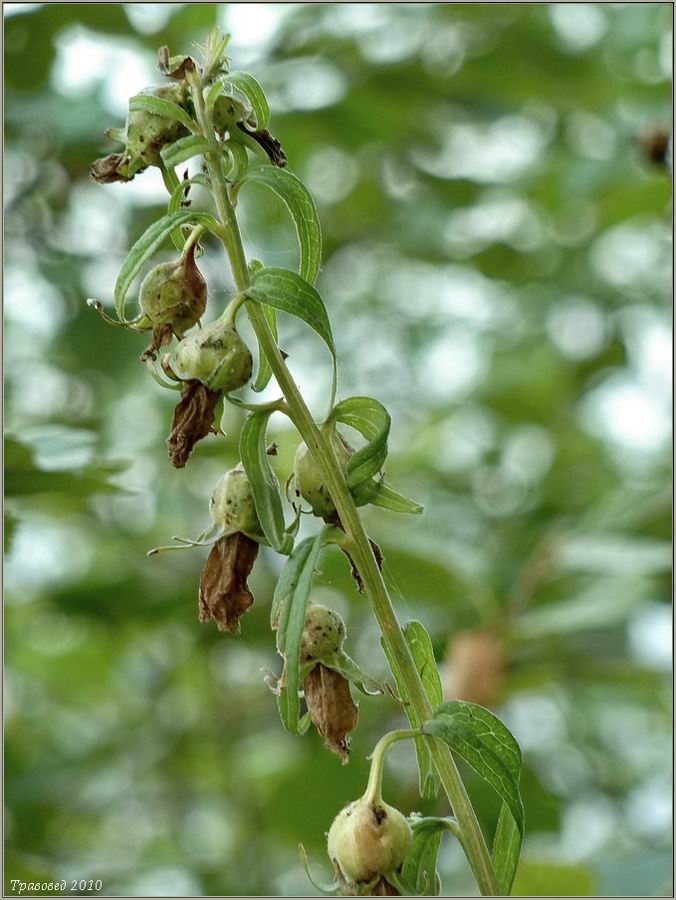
139,245,207,338
327,796,412,885
292,431,351,518
209,465,260,537
300,604,345,662
126,83,190,167
173,318,253,393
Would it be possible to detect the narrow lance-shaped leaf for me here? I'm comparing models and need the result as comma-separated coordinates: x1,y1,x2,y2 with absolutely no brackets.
252,304,277,392
400,817,459,896
422,700,525,841
274,533,324,733
380,620,442,800
128,93,197,132
329,396,390,489
245,267,334,357
492,801,522,896
114,210,220,319
352,477,423,515
221,71,270,130
239,410,292,555
239,166,322,285
160,134,212,169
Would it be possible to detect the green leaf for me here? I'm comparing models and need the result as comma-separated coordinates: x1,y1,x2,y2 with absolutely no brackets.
245,266,335,361
239,166,322,284
329,396,390,489
221,70,270,130
321,648,382,695
239,411,292,555
406,621,442,800
492,802,522,895
252,304,277,392
114,210,220,319
128,93,197,133
512,861,596,897
352,477,423,515
380,620,443,800
160,134,211,169
274,532,324,733
401,817,459,896
422,701,525,840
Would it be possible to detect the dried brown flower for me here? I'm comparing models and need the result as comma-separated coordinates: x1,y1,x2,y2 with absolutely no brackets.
157,45,196,80
303,663,358,762
166,379,220,468
198,532,259,633
237,123,287,167
90,153,138,184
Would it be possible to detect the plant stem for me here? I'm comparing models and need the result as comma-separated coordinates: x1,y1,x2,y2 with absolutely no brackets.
364,729,419,805
189,72,499,897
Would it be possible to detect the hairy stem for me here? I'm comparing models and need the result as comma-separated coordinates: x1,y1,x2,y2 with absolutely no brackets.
188,71,499,897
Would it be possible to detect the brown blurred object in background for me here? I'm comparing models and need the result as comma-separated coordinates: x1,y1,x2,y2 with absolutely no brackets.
443,630,505,708
637,126,672,169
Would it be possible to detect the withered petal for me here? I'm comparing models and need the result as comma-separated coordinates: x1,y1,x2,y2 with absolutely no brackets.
198,533,259,633
303,663,358,763
157,46,196,80
141,324,174,362
90,153,136,184
166,379,220,468
236,123,287,168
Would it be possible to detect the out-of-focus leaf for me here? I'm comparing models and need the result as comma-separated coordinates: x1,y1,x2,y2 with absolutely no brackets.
512,861,596,896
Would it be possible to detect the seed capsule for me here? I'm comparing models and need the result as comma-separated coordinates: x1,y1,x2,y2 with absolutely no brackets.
209,465,260,537
126,83,190,167
300,604,346,662
327,796,412,885
173,318,253,393
139,245,207,338
292,431,351,518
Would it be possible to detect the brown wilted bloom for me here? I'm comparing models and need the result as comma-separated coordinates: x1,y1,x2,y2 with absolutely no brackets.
443,629,504,708
237,123,287,167
303,663,358,763
157,46,196,80
90,153,138,184
199,532,259,633
141,324,174,363
166,379,220,469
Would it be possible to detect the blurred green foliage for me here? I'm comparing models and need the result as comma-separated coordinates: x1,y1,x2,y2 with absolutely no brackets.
4,3,672,897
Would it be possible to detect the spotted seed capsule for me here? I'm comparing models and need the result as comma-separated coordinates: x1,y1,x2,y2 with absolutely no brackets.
327,795,412,886
126,83,191,167
292,431,351,518
209,465,260,537
139,244,207,338
173,317,253,393
300,604,346,662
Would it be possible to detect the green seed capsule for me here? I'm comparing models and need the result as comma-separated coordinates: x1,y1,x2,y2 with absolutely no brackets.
126,83,190,167
209,465,260,536
327,797,412,885
139,246,207,337
173,318,253,392
300,604,346,662
292,431,351,518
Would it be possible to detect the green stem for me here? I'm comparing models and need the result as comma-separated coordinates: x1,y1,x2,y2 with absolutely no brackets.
364,729,419,805
188,71,499,897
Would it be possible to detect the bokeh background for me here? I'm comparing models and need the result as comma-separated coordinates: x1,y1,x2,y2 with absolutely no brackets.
4,3,673,897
